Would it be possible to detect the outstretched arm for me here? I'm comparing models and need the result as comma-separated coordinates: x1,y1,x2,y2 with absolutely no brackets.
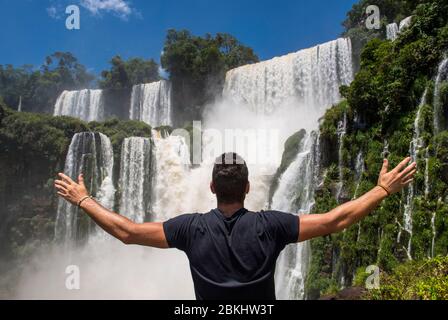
298,157,417,242
54,173,168,248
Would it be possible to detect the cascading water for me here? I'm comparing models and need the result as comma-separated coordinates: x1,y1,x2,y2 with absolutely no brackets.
223,38,353,115
17,96,22,112
433,58,448,135
150,133,192,221
399,16,413,31
118,137,153,223
353,152,365,199
336,112,347,201
402,90,427,259
54,89,104,122
353,152,366,242
55,132,115,245
129,80,172,128
386,16,412,41
272,132,321,299
386,23,399,41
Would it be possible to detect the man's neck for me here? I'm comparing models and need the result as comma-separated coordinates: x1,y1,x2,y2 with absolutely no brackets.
217,202,245,218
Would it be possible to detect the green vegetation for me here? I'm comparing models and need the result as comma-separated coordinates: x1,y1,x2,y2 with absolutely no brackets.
302,0,448,299
365,255,448,299
99,56,160,90
0,52,94,114
161,30,259,125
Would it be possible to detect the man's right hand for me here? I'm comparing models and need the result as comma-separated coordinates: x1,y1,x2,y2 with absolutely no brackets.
378,157,417,195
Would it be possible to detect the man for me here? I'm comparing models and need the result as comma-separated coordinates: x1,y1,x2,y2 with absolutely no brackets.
54,152,416,300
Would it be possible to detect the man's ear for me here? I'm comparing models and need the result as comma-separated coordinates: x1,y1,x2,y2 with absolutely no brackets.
246,181,250,194
210,181,216,194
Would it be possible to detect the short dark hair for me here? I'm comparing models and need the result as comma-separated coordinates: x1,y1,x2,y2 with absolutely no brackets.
212,153,249,204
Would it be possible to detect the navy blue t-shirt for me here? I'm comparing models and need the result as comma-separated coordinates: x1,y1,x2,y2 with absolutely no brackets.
163,208,299,300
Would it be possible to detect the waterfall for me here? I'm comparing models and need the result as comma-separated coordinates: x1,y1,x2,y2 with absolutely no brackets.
402,90,427,259
55,132,115,245
272,131,321,300
399,16,413,31
386,23,399,40
386,16,412,41
223,38,353,115
433,58,448,135
150,133,191,221
118,137,153,223
129,80,172,128
336,112,347,201
353,152,365,199
54,89,104,122
17,96,22,112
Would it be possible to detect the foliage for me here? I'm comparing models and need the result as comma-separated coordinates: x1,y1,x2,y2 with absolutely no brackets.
161,30,259,125
366,255,448,299
99,56,160,90
303,0,448,298
0,52,94,114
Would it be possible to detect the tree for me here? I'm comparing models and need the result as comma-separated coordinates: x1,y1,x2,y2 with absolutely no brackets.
161,29,258,125
0,52,94,114
99,56,160,90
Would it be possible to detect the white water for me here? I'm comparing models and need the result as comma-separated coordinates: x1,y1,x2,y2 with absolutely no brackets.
386,16,412,41
353,151,365,199
386,23,399,41
224,38,353,116
272,132,321,299
335,112,347,201
433,58,448,135
129,80,172,127
399,16,413,31
150,133,192,221
17,96,22,112
54,132,115,245
402,90,427,259
54,89,104,122
119,137,153,223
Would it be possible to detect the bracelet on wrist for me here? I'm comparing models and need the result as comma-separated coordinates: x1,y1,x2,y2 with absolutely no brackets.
77,195,93,208
377,184,391,196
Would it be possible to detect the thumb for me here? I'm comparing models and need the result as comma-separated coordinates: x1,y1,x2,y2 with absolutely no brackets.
78,174,85,186
380,159,389,176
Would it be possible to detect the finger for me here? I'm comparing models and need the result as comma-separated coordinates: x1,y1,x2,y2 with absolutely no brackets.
57,191,67,197
402,178,414,186
58,173,74,185
380,159,389,175
402,169,417,182
398,162,417,178
54,180,70,188
78,174,86,187
54,184,67,192
393,157,411,173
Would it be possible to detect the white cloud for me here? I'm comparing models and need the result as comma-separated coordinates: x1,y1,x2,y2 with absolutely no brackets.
80,0,134,20
46,5,62,19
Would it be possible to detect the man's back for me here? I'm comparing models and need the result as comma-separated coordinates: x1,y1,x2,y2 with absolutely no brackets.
163,208,299,300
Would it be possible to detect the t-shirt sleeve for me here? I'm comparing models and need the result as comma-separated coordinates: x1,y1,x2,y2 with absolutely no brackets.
263,210,299,246
163,214,196,251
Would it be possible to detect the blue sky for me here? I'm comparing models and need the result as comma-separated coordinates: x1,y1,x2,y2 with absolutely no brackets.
0,0,358,75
